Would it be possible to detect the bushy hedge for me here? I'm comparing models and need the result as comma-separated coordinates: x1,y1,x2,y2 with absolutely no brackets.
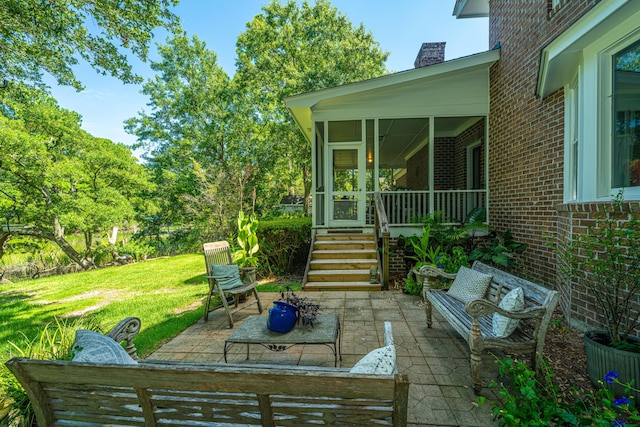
257,217,312,277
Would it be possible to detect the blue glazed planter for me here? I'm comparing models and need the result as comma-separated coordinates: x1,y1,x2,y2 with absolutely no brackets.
267,301,298,333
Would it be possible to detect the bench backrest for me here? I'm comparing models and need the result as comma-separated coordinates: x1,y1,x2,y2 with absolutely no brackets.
472,261,557,309
6,358,410,427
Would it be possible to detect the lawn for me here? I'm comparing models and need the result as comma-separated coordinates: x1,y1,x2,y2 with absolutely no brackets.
0,254,299,360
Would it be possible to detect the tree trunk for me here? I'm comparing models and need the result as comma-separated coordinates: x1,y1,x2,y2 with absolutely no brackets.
84,231,93,257
14,227,96,270
108,226,119,245
0,232,11,259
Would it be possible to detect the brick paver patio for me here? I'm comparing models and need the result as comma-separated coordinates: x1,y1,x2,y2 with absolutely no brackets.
151,291,502,426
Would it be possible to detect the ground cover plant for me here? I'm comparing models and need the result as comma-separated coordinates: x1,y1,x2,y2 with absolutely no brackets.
0,254,302,359
0,254,207,359
0,253,301,426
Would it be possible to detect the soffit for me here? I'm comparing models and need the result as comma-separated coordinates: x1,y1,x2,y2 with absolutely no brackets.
537,0,639,97
453,0,489,19
285,49,499,142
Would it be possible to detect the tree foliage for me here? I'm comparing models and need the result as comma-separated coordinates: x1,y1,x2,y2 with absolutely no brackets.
0,85,154,268
126,31,251,235
233,0,389,210
0,0,179,90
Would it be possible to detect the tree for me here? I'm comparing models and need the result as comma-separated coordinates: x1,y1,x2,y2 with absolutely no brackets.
126,31,276,236
0,0,179,90
0,85,154,269
234,0,389,211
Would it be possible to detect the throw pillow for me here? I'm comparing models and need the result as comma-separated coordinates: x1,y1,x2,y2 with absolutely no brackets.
492,287,525,338
210,264,243,290
350,345,396,375
447,266,493,304
72,330,137,364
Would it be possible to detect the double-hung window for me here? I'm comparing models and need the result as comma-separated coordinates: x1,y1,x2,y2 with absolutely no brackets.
544,2,640,202
611,40,640,190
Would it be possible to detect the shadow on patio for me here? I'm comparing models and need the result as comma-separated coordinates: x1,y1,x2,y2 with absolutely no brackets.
151,291,501,426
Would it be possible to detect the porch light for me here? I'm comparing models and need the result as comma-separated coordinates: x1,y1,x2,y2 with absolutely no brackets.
367,150,373,164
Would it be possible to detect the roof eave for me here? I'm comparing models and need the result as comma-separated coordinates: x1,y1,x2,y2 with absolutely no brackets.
285,49,499,143
453,0,489,19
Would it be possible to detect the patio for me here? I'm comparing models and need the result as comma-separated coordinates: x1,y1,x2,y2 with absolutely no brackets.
151,291,502,426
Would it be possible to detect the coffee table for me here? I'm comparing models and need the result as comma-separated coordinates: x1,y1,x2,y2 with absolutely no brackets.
224,315,342,367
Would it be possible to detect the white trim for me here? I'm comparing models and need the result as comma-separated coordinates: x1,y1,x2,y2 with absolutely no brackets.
537,0,637,98
466,140,482,190
453,0,489,19
286,49,499,143
563,13,640,201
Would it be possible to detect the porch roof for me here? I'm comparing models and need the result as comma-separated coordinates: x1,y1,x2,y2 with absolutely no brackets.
285,49,499,143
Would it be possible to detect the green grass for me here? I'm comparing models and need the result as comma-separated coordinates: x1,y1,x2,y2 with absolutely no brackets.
0,255,301,360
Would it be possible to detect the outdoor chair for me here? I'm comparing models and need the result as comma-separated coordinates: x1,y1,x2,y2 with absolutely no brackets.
203,241,263,328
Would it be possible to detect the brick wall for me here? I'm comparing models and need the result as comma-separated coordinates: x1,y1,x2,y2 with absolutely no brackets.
555,201,640,336
487,0,621,333
406,144,429,190
455,118,485,189
433,138,456,189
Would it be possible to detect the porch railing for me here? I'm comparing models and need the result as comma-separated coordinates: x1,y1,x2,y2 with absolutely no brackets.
373,193,390,289
371,190,487,225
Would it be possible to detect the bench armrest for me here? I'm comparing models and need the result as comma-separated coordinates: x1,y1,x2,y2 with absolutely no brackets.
106,317,141,359
465,299,547,319
415,265,457,281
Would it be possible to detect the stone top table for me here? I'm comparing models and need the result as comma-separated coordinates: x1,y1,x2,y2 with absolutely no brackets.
224,315,342,367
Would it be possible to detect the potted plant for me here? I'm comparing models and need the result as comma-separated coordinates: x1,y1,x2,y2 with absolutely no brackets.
553,191,640,400
270,286,321,329
232,210,259,283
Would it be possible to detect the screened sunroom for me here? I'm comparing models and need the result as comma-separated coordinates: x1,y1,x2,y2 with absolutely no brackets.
285,49,499,235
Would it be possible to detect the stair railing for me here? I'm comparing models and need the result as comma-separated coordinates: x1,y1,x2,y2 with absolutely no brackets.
301,230,316,288
373,193,390,289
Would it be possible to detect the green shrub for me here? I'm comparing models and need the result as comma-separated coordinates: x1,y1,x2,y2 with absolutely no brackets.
257,217,312,276
0,317,102,427
403,273,422,296
119,240,156,261
485,356,639,426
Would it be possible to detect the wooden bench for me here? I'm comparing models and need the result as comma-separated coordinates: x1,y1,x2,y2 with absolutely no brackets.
6,319,409,427
416,261,559,394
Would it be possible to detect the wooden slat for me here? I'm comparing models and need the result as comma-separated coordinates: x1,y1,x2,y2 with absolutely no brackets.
5,358,408,426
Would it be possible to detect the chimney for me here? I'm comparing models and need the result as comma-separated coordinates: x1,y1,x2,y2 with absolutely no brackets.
414,42,446,68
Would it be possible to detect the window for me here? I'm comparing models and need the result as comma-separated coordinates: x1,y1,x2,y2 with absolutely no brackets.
612,39,640,189
467,141,482,190
568,77,579,201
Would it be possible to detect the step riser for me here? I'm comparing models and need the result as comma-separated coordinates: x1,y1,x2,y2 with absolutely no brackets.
314,242,375,251
315,234,374,241
307,273,371,282
304,284,381,291
312,250,377,260
310,261,377,270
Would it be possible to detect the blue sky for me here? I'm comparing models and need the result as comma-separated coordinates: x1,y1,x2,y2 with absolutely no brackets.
47,1,488,150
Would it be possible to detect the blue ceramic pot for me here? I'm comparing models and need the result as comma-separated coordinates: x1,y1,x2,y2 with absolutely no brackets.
267,301,298,333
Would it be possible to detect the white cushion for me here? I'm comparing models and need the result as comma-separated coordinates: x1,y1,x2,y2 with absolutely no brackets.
72,330,137,364
447,266,493,304
350,345,396,375
492,287,525,338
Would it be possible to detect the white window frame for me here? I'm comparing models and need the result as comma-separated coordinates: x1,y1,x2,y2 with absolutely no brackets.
565,75,580,201
466,140,482,190
563,12,640,202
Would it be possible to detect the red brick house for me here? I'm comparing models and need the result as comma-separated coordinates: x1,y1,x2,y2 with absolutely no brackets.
286,0,639,335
